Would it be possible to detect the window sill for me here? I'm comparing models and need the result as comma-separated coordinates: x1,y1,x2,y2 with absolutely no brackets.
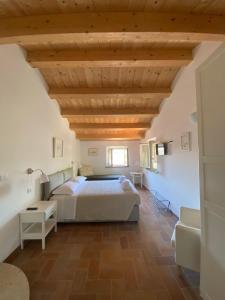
105,166,129,168
146,168,159,174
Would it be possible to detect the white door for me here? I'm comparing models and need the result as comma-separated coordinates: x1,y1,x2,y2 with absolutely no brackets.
196,44,225,300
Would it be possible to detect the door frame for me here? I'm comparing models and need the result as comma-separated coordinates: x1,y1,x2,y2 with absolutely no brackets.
196,42,225,300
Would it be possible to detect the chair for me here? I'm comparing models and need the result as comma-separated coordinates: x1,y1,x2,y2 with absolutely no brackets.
171,207,201,272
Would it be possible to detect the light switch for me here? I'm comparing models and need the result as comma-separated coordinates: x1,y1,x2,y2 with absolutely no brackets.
26,188,32,194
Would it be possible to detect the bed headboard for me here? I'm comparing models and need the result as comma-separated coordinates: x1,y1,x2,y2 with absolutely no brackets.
42,167,73,200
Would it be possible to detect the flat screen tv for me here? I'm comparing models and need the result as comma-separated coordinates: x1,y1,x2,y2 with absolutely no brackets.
156,143,168,156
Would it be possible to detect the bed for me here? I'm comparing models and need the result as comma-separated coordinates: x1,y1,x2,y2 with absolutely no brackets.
78,166,121,181
42,168,140,222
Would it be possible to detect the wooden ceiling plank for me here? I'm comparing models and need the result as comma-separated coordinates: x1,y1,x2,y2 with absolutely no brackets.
27,48,192,68
70,122,150,129
1,12,225,45
1,0,225,18
49,86,171,99
76,132,145,140
62,107,159,117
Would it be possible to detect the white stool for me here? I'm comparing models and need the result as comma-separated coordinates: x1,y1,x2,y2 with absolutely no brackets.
0,263,29,300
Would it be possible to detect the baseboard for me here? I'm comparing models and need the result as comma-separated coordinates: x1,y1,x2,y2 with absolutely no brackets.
200,289,212,300
4,245,21,263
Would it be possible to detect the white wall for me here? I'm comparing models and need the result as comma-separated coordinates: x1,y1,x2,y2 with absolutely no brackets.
0,45,80,261
80,140,141,176
143,42,221,216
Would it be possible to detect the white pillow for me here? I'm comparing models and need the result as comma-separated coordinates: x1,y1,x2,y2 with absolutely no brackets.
52,181,80,195
121,179,132,191
73,176,87,183
119,176,126,183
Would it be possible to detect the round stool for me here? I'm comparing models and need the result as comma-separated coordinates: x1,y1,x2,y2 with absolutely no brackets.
0,263,29,300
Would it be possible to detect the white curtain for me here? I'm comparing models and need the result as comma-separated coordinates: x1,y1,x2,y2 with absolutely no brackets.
106,146,128,167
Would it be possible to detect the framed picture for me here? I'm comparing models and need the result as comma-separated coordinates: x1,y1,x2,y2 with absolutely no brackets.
88,148,98,156
53,137,63,158
181,132,191,151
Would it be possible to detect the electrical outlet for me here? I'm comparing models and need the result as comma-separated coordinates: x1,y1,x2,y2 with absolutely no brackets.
27,188,32,194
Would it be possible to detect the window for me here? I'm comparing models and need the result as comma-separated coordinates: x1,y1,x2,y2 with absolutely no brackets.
106,146,128,167
149,140,158,172
140,143,150,168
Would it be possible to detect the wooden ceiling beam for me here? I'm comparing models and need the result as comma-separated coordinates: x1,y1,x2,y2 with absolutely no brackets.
0,12,225,45
49,87,171,100
70,123,150,130
76,132,145,141
62,107,159,117
28,49,192,68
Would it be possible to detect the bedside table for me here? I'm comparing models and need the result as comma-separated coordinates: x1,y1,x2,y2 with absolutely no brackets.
19,201,57,250
130,172,143,188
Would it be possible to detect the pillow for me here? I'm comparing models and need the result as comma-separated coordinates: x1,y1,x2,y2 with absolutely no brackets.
73,176,87,183
52,181,80,195
121,179,132,191
79,165,94,176
119,176,126,183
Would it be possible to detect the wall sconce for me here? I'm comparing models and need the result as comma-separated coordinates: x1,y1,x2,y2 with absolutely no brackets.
190,112,197,124
26,168,49,184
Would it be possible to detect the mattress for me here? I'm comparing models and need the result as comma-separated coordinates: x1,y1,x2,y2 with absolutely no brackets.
51,180,140,222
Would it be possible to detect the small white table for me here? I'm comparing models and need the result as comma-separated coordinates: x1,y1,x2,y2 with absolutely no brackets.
130,172,143,188
20,200,57,250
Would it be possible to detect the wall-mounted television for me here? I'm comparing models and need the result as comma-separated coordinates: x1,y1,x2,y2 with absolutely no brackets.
156,143,168,156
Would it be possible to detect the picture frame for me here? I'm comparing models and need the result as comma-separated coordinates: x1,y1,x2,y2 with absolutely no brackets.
88,148,98,156
53,137,63,158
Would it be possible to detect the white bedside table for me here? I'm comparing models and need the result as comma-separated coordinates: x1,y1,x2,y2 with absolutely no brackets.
130,172,143,188
20,200,57,250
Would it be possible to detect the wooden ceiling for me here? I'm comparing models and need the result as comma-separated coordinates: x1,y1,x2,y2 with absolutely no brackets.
0,0,225,140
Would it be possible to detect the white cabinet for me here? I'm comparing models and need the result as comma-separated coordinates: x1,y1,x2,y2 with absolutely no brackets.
19,201,57,250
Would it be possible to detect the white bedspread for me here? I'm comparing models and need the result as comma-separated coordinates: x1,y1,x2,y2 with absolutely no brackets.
51,194,78,221
51,180,140,222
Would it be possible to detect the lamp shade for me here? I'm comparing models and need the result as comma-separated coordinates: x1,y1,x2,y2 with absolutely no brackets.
39,173,49,184
27,168,49,184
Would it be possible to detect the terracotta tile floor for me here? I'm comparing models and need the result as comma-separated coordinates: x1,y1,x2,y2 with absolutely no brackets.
6,189,201,300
